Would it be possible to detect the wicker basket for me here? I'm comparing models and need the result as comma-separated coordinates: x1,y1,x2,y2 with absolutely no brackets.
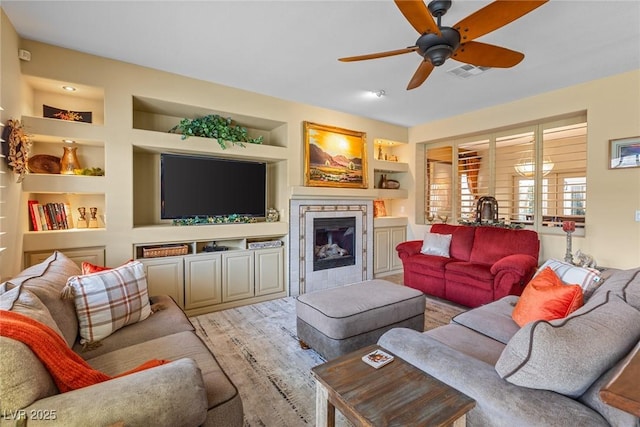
142,244,189,258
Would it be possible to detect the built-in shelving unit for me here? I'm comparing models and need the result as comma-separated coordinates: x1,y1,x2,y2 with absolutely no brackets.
134,236,286,316
130,96,289,230
19,77,107,256
371,138,410,215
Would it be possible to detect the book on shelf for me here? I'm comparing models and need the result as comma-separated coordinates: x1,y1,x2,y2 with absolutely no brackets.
37,204,49,230
63,203,74,228
361,349,394,369
27,200,41,231
29,201,76,231
44,204,58,230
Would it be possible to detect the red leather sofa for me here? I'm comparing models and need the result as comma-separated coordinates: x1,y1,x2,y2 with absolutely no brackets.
396,224,540,308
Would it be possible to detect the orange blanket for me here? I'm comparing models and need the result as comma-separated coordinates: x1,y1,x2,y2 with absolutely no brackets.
1,310,169,392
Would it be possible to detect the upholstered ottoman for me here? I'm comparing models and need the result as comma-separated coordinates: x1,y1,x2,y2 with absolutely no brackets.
296,279,425,360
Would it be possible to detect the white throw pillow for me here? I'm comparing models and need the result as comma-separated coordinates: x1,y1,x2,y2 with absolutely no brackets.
536,258,603,300
64,261,151,346
420,232,452,257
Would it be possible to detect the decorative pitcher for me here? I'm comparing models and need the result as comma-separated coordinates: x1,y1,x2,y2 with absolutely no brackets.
60,146,81,175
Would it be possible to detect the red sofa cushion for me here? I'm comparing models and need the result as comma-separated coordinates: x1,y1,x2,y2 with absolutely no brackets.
445,261,494,282
430,224,476,261
469,227,539,265
404,254,451,278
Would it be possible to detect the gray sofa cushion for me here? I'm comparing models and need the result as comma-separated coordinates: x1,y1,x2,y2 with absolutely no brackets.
451,295,520,344
86,331,240,416
0,284,59,411
591,267,640,309
495,291,640,397
426,324,506,366
74,295,194,358
9,251,81,346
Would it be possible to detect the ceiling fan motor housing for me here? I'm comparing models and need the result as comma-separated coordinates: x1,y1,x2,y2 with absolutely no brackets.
416,27,460,66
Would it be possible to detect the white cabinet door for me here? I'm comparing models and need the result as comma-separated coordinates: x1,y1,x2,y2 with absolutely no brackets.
374,228,391,275
390,227,407,271
222,251,254,302
140,257,184,308
374,226,407,276
255,248,284,296
184,253,222,309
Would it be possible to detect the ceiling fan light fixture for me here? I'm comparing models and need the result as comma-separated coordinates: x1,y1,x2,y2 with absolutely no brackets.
425,44,454,66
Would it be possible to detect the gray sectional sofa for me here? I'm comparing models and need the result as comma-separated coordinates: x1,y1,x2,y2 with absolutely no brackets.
0,251,242,426
379,267,640,426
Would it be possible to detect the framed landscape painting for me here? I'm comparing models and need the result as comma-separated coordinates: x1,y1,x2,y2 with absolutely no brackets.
304,121,368,188
609,136,640,169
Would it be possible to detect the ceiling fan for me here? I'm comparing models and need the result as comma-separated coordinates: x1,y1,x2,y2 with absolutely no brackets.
339,0,548,90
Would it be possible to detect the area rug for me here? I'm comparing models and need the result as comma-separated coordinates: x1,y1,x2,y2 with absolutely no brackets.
191,295,466,426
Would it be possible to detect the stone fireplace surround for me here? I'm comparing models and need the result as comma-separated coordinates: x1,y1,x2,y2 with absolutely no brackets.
289,199,374,296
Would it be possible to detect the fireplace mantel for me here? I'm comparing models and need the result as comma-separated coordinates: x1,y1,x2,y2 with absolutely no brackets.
289,186,407,200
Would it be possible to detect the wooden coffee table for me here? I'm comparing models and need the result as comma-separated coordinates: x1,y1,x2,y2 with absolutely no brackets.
311,344,475,427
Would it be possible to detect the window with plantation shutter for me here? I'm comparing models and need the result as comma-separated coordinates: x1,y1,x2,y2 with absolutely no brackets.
424,146,453,223
458,139,489,222
422,114,587,234
540,121,588,228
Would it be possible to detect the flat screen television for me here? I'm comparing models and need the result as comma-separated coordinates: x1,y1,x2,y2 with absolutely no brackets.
160,153,266,219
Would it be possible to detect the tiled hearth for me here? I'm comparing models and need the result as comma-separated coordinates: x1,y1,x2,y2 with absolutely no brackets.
289,199,374,296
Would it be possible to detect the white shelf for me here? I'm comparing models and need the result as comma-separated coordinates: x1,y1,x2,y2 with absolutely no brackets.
23,228,107,252
374,216,409,228
132,129,288,163
372,160,409,173
289,186,408,200
132,221,289,245
21,116,105,142
22,174,106,194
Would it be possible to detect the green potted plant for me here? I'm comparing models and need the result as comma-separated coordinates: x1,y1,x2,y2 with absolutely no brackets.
169,114,263,149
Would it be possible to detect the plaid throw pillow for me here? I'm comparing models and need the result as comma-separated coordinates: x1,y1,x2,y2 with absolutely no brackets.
64,261,151,346
535,259,603,300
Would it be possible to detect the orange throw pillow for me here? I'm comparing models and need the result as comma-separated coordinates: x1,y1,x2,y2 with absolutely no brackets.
81,260,133,275
512,267,584,327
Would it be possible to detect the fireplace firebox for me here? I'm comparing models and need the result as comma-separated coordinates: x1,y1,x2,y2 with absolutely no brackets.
313,217,356,271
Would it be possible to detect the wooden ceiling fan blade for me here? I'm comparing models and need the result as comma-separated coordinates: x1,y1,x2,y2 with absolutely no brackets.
454,1,548,43
338,47,418,62
407,60,434,90
451,41,524,68
394,0,441,36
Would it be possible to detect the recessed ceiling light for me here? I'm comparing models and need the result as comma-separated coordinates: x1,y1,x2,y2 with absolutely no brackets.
373,89,386,98
62,139,75,144
62,85,77,92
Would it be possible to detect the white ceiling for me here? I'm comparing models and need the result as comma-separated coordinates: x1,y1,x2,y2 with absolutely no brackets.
3,1,640,128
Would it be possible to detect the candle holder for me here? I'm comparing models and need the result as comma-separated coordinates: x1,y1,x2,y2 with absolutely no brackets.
77,207,88,228
88,207,99,228
562,221,576,264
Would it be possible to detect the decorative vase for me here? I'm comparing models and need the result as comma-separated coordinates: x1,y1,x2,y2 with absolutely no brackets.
266,208,279,222
60,146,80,175
378,174,388,189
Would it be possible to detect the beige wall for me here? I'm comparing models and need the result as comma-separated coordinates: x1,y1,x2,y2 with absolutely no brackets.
0,13,408,277
1,9,639,277
1,10,25,277
405,71,640,269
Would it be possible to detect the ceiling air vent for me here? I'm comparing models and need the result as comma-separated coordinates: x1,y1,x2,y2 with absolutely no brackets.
447,64,491,79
